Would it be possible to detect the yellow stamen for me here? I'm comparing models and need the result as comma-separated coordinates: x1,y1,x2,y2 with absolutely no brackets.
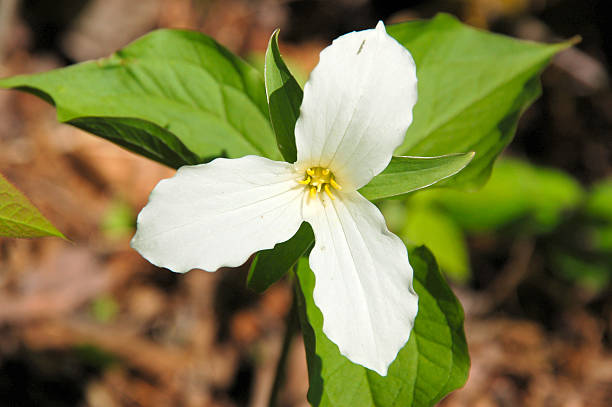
298,167,340,202
298,176,311,185
330,178,342,190
324,184,335,200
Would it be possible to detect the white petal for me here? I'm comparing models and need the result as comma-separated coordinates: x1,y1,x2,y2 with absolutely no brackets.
303,191,418,375
131,156,305,273
295,21,417,191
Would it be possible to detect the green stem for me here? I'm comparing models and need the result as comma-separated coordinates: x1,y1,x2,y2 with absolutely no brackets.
268,287,298,407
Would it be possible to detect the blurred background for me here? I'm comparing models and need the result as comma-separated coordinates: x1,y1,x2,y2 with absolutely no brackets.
0,0,611,406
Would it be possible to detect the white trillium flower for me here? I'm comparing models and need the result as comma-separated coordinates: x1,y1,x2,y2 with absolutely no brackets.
131,21,419,376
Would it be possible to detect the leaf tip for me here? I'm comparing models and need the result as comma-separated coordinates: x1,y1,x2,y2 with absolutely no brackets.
268,28,281,49
567,35,582,47
55,229,71,242
548,35,581,55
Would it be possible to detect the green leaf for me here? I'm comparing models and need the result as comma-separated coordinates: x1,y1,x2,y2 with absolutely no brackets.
0,173,64,238
247,222,313,293
400,206,470,282
388,13,573,187
69,117,200,168
0,29,281,165
359,153,474,201
296,245,469,407
264,29,303,163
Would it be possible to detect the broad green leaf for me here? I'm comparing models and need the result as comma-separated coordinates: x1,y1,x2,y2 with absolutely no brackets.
388,14,573,187
296,246,469,407
0,173,64,238
359,153,474,201
400,205,470,282
247,222,313,293
0,29,281,165
264,29,302,163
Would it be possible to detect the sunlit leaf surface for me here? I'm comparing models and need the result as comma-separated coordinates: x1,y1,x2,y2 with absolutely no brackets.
0,173,64,238
389,14,572,187
0,30,281,166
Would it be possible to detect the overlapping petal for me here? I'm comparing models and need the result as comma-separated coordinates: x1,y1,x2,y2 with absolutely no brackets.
131,156,305,273
302,192,419,375
294,21,418,191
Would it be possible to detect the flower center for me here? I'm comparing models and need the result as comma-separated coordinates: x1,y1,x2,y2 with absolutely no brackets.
298,167,342,200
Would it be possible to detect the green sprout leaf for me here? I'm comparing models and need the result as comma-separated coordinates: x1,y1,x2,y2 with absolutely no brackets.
296,245,469,407
247,222,313,293
0,173,64,238
265,29,302,163
0,29,281,166
359,153,475,201
388,13,574,187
